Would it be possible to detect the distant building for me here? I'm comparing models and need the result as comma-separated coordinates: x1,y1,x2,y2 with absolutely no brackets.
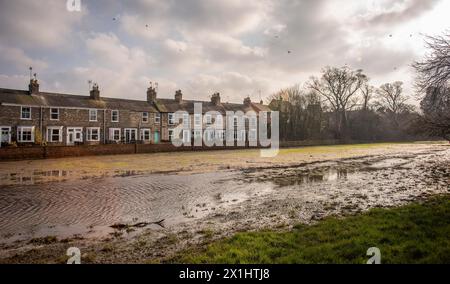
0,79,271,147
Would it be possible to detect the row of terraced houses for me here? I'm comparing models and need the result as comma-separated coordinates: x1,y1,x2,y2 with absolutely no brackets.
0,79,271,147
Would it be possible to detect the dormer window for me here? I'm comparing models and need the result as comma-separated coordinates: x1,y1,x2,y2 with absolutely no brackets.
21,107,31,120
111,110,119,122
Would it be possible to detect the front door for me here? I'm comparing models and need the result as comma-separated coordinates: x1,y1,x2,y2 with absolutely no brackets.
154,131,159,144
124,129,137,143
67,128,83,146
0,127,11,144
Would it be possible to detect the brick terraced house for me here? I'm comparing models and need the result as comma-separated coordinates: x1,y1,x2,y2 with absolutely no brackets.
0,79,271,147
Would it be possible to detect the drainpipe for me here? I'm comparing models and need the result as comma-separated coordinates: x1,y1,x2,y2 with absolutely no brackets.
40,107,43,145
103,109,106,144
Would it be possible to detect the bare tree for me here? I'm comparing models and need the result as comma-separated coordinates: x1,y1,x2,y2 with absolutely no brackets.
308,66,367,138
413,32,450,141
376,82,408,115
413,32,450,91
361,82,375,111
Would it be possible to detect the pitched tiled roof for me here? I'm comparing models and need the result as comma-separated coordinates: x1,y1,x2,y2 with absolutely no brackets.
0,88,159,112
0,88,272,114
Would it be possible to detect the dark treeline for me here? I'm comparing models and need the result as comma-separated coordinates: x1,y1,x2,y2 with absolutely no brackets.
269,32,450,143
268,68,420,142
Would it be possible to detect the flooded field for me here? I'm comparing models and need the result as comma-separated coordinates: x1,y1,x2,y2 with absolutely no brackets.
0,143,448,263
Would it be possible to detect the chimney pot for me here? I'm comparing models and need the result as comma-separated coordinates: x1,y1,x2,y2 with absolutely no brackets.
147,84,157,103
244,96,251,106
90,83,100,100
175,90,183,103
28,79,39,95
211,92,221,106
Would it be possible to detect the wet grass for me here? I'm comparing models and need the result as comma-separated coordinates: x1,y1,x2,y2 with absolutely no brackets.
173,195,450,264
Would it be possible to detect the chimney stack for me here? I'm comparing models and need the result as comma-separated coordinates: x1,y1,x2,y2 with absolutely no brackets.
147,83,157,103
28,79,39,95
244,96,251,106
211,92,221,106
175,90,183,103
90,83,100,100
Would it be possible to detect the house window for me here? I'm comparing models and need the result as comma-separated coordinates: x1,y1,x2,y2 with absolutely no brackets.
182,129,190,143
89,109,98,122
204,130,214,142
1,127,12,144
21,107,31,120
168,129,174,142
111,110,119,122
86,127,100,141
109,128,121,142
215,130,225,140
124,128,137,143
47,127,63,143
142,112,149,123
194,114,201,126
194,130,202,139
168,113,175,125
215,115,223,127
155,113,161,124
183,113,190,128
205,114,212,124
17,126,34,143
140,129,151,141
50,108,59,121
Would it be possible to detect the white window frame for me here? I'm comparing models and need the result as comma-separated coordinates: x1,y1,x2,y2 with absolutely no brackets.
124,128,138,143
194,114,202,126
89,109,98,122
109,128,121,142
86,127,100,142
111,110,119,123
194,129,202,139
205,114,212,124
168,113,175,125
50,108,60,121
140,128,151,142
1,126,12,144
17,126,35,143
21,106,31,120
46,126,63,143
183,113,190,128
155,113,161,124
142,112,149,123
215,114,223,128
215,129,225,140
168,129,174,141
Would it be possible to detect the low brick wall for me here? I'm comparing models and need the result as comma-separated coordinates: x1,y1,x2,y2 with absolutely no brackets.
0,143,259,161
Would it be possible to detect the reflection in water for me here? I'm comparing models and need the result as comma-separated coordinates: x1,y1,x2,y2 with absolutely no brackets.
0,170,69,185
0,171,272,241
264,168,351,187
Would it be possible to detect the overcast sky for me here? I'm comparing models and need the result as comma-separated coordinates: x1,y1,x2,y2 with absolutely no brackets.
0,0,448,104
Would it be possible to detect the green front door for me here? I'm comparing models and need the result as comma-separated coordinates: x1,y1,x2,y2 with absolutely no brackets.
154,131,159,144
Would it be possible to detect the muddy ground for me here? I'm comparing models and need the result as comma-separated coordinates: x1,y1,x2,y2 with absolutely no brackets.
0,142,448,263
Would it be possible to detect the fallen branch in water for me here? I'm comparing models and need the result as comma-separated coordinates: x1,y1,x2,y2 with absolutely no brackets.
110,219,165,230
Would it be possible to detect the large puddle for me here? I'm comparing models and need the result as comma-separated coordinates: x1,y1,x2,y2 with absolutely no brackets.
0,150,448,245
0,171,274,242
